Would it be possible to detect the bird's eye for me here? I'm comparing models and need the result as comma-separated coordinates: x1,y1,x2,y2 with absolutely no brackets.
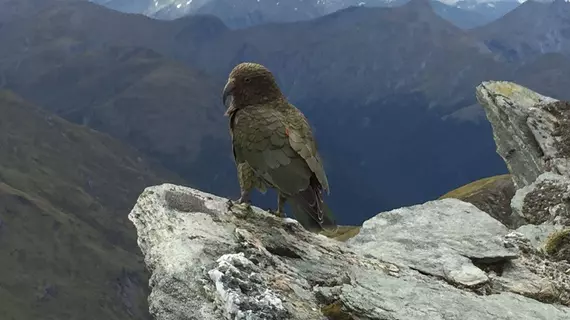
244,77,251,83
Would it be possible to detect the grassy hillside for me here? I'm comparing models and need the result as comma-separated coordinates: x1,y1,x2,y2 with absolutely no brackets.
0,90,181,320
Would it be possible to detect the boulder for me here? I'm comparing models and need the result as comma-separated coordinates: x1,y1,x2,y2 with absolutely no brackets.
346,198,518,287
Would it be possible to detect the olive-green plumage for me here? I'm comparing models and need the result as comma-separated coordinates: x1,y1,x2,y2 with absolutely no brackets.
223,62,336,231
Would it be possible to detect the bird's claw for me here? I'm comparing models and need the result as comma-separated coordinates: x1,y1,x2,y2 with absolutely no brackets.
267,208,285,218
228,198,251,216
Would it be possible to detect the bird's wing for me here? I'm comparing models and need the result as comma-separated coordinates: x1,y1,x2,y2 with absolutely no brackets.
230,110,267,193
284,103,330,193
231,105,313,197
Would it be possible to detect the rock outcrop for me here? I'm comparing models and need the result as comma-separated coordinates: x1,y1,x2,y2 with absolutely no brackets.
128,80,570,319
476,81,570,228
129,185,570,319
476,81,570,189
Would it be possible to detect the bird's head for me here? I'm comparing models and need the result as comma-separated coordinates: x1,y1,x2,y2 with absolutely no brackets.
223,62,283,116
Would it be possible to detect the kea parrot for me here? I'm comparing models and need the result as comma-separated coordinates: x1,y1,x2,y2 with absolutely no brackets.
223,62,337,231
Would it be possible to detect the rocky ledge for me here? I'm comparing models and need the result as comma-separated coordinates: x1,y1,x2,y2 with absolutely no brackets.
129,81,570,319
129,186,569,320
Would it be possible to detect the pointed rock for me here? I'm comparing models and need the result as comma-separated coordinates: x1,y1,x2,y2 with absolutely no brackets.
476,81,570,189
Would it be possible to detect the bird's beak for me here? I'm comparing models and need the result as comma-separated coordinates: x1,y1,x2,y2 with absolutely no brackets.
223,79,236,116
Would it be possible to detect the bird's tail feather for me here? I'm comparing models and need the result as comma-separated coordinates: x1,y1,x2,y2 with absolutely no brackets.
289,185,337,232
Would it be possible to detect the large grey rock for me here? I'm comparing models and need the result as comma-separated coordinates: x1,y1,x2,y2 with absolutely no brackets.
346,198,518,287
475,81,570,189
128,184,570,320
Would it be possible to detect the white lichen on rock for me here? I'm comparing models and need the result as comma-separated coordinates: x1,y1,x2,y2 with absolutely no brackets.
207,253,288,320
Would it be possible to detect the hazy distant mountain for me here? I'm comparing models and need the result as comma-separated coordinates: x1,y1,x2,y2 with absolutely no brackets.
0,0,75,23
455,0,520,20
474,0,570,62
86,0,519,28
430,0,494,28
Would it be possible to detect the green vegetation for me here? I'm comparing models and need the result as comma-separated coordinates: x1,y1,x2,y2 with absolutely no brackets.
544,229,570,261
0,91,180,320
439,174,511,200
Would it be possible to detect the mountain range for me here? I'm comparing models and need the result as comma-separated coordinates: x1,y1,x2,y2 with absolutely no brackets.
2,0,570,319
3,0,570,223
89,0,522,28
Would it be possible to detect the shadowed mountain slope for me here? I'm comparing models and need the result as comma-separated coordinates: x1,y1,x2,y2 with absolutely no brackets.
12,45,231,193
0,90,181,320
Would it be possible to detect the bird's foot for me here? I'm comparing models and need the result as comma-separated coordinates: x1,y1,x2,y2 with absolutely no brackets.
267,208,286,218
227,198,252,217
